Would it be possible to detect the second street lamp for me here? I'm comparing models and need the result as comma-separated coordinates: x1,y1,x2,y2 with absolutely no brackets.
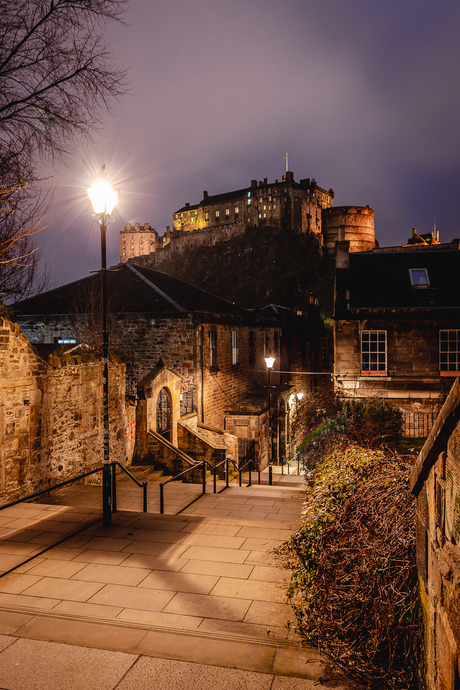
87,168,118,528
265,356,275,486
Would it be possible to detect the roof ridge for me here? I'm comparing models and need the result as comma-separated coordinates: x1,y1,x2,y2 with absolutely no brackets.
125,264,186,312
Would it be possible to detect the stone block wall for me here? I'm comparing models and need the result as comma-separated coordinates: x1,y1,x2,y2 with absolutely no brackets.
334,318,452,416
0,318,132,501
411,380,460,689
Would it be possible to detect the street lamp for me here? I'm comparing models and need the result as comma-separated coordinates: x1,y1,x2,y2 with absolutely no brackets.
265,356,275,486
88,168,118,527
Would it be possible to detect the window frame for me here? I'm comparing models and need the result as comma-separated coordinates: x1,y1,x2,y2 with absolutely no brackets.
439,330,460,376
231,330,239,365
209,330,218,368
361,330,387,376
409,268,430,288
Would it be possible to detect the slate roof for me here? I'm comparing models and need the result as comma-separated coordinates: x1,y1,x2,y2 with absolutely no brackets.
345,244,460,312
13,263,248,317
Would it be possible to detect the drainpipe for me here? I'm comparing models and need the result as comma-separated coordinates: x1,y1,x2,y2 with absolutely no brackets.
201,326,205,423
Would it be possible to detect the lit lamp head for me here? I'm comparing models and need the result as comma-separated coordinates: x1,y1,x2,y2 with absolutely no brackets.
265,356,275,370
88,172,118,216
297,392,304,400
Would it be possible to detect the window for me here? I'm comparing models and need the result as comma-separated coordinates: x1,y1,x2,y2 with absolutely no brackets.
247,198,251,205
209,330,217,367
225,208,230,217
215,210,219,218
440,330,460,374
231,331,239,365
234,207,239,214
409,268,430,287
205,212,209,222
361,330,387,375
249,330,255,365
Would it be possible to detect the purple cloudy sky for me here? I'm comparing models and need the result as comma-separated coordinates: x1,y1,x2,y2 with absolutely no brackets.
40,0,460,287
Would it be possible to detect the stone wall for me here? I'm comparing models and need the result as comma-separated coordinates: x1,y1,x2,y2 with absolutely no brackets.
0,318,132,501
410,379,460,689
16,313,280,431
334,318,453,416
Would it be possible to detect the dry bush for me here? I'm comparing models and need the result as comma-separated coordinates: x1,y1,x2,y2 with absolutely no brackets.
276,445,419,690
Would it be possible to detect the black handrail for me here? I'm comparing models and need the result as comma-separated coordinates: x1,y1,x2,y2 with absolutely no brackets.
111,462,148,513
0,466,104,512
160,460,209,514
237,458,261,487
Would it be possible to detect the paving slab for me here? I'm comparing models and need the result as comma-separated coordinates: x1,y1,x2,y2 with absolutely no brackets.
0,637,137,690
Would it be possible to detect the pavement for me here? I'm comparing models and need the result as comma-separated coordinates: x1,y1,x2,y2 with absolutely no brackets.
0,469,352,689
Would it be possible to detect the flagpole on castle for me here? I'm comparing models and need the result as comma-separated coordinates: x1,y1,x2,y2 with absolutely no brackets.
285,153,288,173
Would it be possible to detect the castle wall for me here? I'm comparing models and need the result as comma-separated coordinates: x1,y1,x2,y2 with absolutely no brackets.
322,206,376,254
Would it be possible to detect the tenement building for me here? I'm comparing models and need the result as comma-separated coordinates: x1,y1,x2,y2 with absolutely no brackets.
120,170,377,264
334,234,460,435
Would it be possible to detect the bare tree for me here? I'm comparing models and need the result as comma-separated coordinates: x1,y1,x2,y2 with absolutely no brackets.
0,0,128,301
0,180,53,303
0,0,129,183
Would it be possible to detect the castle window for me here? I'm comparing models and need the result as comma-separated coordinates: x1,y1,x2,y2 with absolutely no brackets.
259,214,261,218
234,207,239,214
215,210,219,218
263,206,266,210
205,212,209,221
247,191,251,197
264,213,266,218
269,196,272,202
122,252,125,257
440,330,460,374
247,198,251,205
225,209,230,216
273,204,276,209
361,330,387,375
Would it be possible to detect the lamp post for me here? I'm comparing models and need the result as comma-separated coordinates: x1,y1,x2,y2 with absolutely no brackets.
265,356,275,486
88,169,118,527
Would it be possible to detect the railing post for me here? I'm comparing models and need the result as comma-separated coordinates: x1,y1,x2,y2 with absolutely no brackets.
239,467,242,487
213,465,217,493
111,462,117,513
248,465,252,487
202,461,206,495
258,467,261,485
143,482,148,512
160,483,164,514
226,458,229,488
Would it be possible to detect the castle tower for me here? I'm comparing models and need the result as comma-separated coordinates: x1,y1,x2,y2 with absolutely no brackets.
322,206,376,254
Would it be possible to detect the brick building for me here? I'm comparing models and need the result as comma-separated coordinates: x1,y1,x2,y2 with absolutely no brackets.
333,237,460,435
13,264,325,469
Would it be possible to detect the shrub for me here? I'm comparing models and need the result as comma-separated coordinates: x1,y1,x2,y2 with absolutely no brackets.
276,445,418,690
343,398,403,448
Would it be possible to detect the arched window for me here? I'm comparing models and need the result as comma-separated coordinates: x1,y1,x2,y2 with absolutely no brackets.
156,387,171,441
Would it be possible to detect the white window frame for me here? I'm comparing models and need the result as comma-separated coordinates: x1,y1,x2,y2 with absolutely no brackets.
361,330,387,375
440,330,460,374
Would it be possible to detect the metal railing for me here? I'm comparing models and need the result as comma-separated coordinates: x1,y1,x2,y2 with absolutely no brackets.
111,462,148,513
0,466,104,512
160,459,217,514
237,458,261,487
286,452,302,475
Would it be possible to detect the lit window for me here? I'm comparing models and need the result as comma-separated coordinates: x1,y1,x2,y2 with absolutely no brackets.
264,213,266,218
247,198,251,205
231,331,239,365
205,212,209,221
263,205,266,210
215,210,219,218
409,268,430,287
235,207,239,214
209,330,217,367
225,208,230,216
122,252,125,256
361,331,387,375
273,204,276,209
440,330,460,374
259,213,262,218
269,196,272,201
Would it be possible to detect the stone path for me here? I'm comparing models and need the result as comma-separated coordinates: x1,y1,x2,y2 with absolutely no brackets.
0,475,352,689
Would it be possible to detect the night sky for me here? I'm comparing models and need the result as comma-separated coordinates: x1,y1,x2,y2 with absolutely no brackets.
39,0,460,287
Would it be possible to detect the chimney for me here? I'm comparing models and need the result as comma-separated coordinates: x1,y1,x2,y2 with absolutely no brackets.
251,180,257,187
335,240,350,270
203,191,208,198
185,202,190,208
